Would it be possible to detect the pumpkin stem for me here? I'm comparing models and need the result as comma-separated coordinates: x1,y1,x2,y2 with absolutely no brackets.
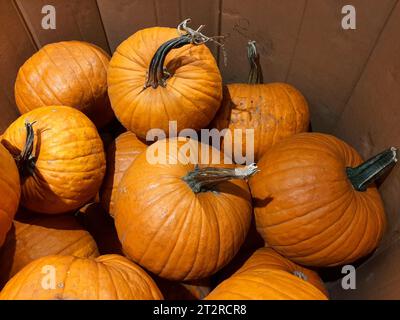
247,40,263,84
15,121,36,178
346,147,398,191
183,163,259,193
145,18,225,89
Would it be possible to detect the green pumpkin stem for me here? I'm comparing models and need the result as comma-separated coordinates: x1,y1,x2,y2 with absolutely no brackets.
144,35,192,89
346,147,397,191
183,163,259,193
247,40,263,85
15,121,36,178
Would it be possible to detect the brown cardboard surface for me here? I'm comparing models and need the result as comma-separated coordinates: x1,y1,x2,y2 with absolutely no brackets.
97,0,220,56
334,0,400,271
219,0,306,84
286,0,396,132
16,0,110,53
0,0,37,133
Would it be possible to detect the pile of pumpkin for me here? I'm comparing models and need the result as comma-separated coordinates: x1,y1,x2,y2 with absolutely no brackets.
0,21,396,300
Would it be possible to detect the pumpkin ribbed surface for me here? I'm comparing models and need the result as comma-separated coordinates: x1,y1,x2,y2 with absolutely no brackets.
206,248,327,300
249,133,386,266
108,27,222,138
0,144,20,247
0,254,163,300
1,106,106,214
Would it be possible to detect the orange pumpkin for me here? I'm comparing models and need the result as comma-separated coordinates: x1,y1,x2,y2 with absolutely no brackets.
0,144,20,247
249,133,393,267
108,24,222,139
15,41,114,128
155,277,212,300
114,138,256,281
211,41,309,162
0,254,163,300
1,106,106,214
100,131,147,217
206,248,327,300
0,211,99,287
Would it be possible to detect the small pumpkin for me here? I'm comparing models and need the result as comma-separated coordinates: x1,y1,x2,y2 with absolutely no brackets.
0,211,99,287
0,254,163,300
1,106,106,214
155,277,212,300
108,21,222,139
206,248,327,300
100,131,147,217
15,41,114,128
0,144,20,247
114,138,256,281
249,132,394,267
211,41,309,162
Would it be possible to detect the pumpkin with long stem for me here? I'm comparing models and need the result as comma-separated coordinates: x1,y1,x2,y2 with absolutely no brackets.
0,211,99,287
15,41,114,128
108,19,223,139
0,254,163,300
211,41,309,162
205,247,327,300
1,106,106,214
100,131,147,217
249,132,395,267
0,144,20,247
114,138,257,281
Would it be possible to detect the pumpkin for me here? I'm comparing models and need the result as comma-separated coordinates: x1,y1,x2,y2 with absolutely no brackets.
114,138,256,281
15,41,114,128
100,131,147,217
0,210,99,287
77,202,123,255
249,132,394,267
108,22,222,139
211,41,309,162
0,144,20,247
0,254,163,300
155,277,212,300
1,106,106,214
206,248,327,300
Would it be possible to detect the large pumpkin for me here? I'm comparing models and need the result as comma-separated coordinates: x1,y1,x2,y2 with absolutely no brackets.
100,131,147,217
1,106,106,214
0,211,99,287
0,254,163,300
249,133,393,267
206,248,327,300
15,41,114,128
211,41,309,162
108,24,222,139
0,144,20,247
114,138,256,281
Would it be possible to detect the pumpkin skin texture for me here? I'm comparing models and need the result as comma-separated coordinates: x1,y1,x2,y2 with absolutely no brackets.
1,106,106,214
206,248,327,300
114,138,253,281
108,27,222,139
249,133,386,267
211,83,310,162
0,254,163,300
15,41,113,128
100,132,147,217
0,144,20,247
0,212,99,287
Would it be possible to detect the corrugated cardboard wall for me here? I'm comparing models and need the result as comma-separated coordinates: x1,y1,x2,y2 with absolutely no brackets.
1,0,399,299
